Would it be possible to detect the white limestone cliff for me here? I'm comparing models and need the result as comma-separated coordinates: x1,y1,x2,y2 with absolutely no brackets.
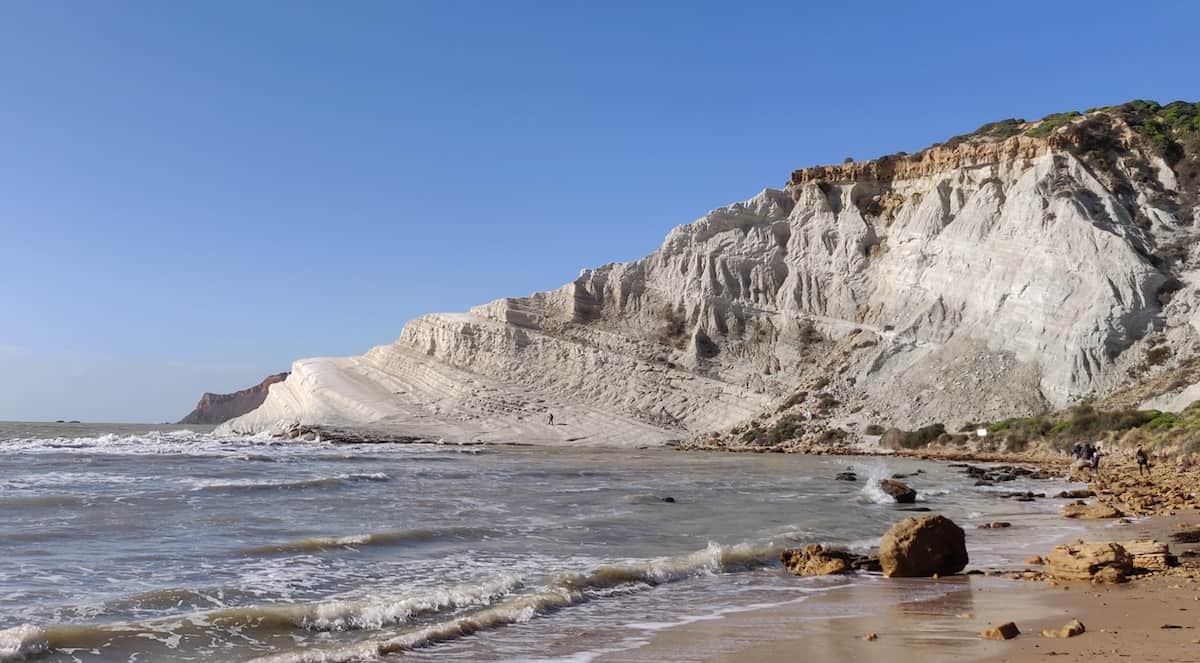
219,105,1200,446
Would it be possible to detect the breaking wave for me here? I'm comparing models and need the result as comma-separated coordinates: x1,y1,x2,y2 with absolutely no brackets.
207,575,524,632
858,463,898,504
241,526,494,555
246,541,781,662
0,625,47,663
189,473,390,492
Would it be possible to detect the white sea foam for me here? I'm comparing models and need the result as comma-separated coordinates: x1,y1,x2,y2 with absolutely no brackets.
244,541,783,663
0,624,47,663
207,574,524,632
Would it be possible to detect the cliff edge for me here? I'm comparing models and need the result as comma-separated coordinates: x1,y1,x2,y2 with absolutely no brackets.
218,100,1200,448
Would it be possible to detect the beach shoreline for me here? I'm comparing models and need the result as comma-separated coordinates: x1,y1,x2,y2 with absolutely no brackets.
598,461,1200,663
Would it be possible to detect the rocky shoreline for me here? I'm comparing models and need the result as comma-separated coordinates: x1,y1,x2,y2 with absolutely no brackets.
600,451,1199,663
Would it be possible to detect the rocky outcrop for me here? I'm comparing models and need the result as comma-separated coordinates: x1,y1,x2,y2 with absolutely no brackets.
780,544,880,576
1044,541,1133,583
1120,540,1178,570
218,101,1200,446
1060,501,1124,519
179,373,288,425
878,515,968,577
780,544,850,576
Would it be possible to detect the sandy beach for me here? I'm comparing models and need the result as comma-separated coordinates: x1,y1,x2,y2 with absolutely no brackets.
602,462,1200,663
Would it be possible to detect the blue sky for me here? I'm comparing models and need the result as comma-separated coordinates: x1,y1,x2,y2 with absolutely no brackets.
1,1,1197,422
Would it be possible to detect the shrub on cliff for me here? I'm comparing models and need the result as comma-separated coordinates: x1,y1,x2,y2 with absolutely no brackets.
880,423,946,449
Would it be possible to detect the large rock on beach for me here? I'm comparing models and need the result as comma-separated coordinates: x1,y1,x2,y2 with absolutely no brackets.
878,515,968,577
878,479,917,503
1061,501,1123,519
1044,541,1133,583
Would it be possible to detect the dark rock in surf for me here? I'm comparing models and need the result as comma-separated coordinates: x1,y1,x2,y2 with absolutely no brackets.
879,479,917,504
836,472,859,482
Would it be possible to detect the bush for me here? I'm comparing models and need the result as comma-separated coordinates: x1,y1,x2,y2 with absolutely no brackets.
881,423,946,449
1146,345,1172,366
1026,111,1081,137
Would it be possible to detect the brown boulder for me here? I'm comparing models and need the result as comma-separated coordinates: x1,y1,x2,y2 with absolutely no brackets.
879,515,968,577
879,479,917,503
1061,501,1123,519
1044,541,1133,583
780,544,854,576
981,622,1020,640
1041,619,1085,638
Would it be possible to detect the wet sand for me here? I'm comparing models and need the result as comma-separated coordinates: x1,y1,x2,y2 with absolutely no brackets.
603,505,1200,663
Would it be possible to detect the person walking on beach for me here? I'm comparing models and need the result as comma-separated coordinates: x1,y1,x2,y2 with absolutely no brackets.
1090,446,1101,475
1135,445,1149,476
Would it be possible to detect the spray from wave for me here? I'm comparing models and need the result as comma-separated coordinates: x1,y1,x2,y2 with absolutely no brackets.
857,462,898,504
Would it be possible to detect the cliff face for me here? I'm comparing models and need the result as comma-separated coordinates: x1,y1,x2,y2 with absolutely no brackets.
179,373,289,425
219,101,1200,447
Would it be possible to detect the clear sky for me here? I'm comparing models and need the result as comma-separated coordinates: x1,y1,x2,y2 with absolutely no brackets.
1,1,1197,423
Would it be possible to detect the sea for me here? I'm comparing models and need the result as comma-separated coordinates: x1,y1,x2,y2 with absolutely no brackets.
0,422,1087,662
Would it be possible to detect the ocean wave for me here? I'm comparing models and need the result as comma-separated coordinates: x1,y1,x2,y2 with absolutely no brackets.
0,494,84,508
189,472,390,492
0,625,46,663
0,430,300,459
3,575,526,660
241,526,493,555
207,574,524,632
245,541,781,663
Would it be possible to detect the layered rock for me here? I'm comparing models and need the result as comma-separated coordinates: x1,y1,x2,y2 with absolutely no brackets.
219,102,1200,446
1044,541,1133,583
179,373,288,425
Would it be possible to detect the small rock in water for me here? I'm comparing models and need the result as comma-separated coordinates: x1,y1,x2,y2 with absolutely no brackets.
835,472,858,482
878,479,917,504
661,496,676,503
1041,620,1086,638
981,622,1021,640
1026,555,1044,565
978,522,1012,530
862,632,878,641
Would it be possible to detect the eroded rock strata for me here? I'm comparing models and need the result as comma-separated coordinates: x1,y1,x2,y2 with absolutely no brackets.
220,101,1200,446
